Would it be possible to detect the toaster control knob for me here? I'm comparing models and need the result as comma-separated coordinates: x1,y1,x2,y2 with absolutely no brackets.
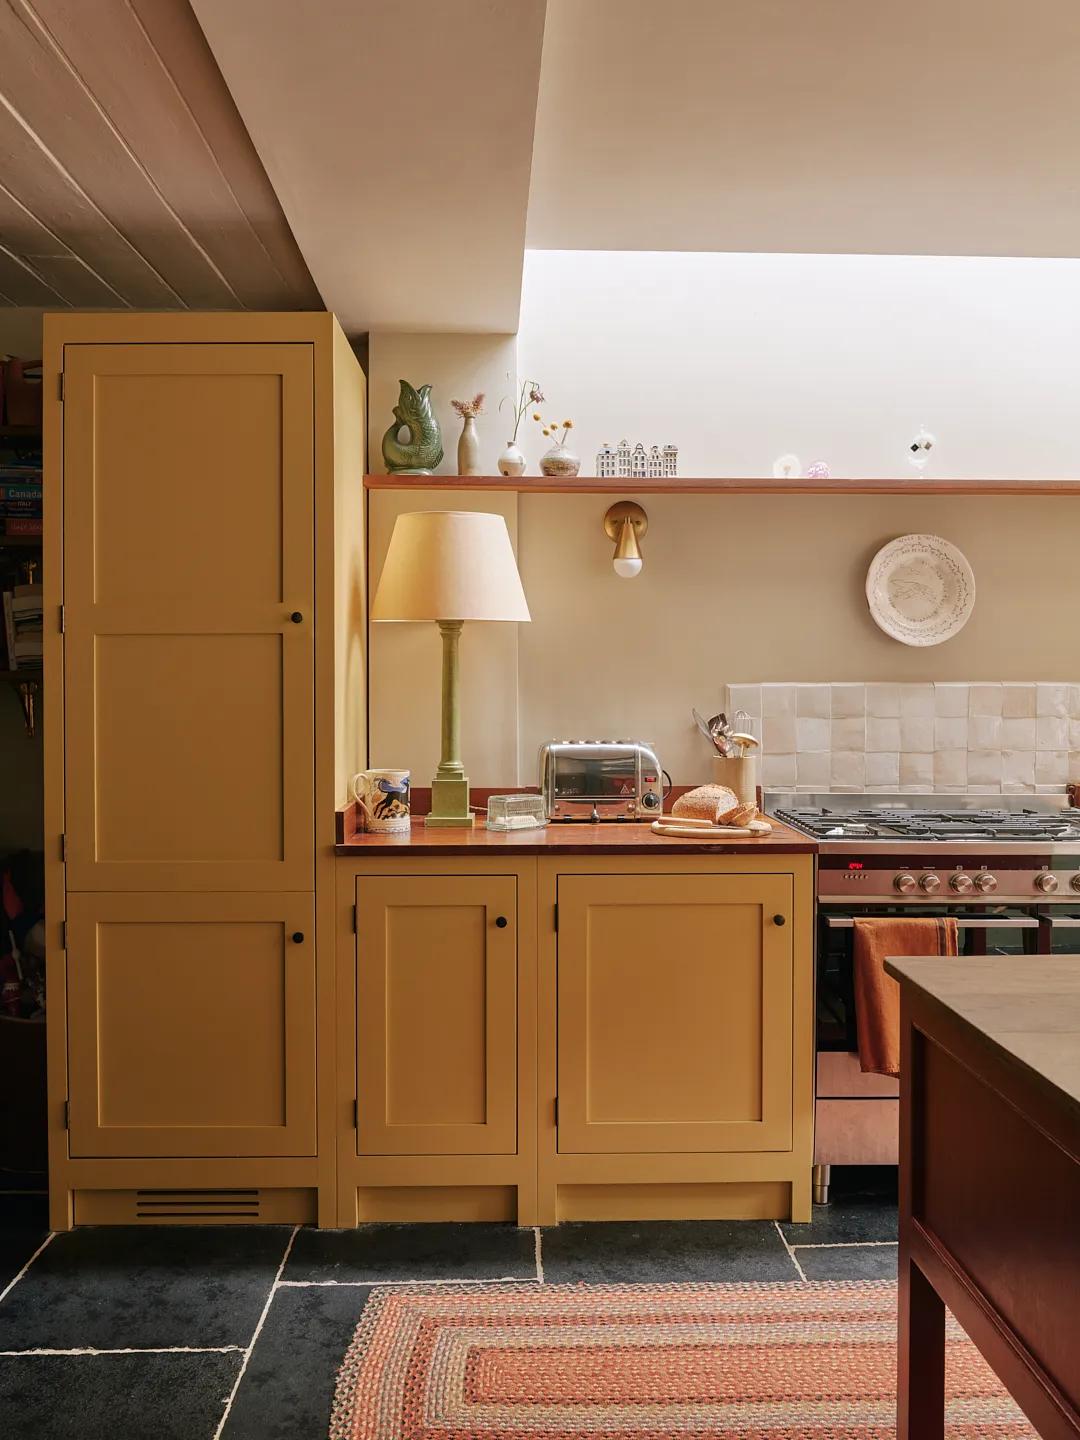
974,871,997,894
1071,874,1080,893
642,792,659,810
950,873,975,894
894,873,917,894
919,873,941,893
1035,871,1059,894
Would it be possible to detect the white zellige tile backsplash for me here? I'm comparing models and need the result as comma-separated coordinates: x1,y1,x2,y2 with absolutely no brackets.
725,682,1080,794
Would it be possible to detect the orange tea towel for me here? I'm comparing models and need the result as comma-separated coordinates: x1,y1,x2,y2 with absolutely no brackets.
852,916,958,1077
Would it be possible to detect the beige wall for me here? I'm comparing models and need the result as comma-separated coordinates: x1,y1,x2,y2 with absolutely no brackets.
515,493,1080,784
0,309,46,359
367,490,1080,790
371,489,1080,794
368,332,518,478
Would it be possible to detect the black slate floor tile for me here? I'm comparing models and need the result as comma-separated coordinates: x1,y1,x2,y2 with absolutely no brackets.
780,1198,898,1246
0,1225,290,1351
0,1226,47,1297
285,1222,536,1284
796,1242,898,1281
0,1187,48,1296
222,1284,370,1439
540,1220,799,1285
0,1349,240,1439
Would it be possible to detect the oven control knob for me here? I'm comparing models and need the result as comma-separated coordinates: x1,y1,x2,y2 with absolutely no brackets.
894,873,917,894
950,873,975,894
1071,874,1080,893
1034,871,1059,894
918,873,941,893
974,872,997,894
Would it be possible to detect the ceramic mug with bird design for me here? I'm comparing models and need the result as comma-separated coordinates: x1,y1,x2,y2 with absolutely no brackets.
352,769,411,834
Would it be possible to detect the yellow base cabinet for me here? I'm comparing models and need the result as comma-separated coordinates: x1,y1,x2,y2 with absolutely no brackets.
338,850,814,1227
337,858,539,1226
44,313,366,1230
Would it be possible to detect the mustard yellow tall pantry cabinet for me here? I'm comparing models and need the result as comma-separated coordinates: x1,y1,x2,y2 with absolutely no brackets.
43,314,366,1230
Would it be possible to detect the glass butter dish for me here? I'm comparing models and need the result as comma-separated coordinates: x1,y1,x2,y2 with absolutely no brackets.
486,794,547,831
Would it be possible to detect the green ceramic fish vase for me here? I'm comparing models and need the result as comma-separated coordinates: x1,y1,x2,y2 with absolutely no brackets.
381,379,444,475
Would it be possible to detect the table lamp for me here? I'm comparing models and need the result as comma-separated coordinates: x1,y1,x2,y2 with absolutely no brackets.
371,510,531,827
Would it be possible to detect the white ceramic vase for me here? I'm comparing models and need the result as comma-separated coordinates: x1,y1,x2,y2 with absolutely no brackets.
497,440,526,477
457,415,481,476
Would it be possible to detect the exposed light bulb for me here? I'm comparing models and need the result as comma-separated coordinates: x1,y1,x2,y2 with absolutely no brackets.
613,556,643,579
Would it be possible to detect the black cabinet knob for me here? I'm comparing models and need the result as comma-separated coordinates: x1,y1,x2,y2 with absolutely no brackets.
772,914,786,926
291,931,304,943
290,611,303,623
495,916,508,928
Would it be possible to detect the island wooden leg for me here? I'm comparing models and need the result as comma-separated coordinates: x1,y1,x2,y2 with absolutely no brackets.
898,1256,945,1440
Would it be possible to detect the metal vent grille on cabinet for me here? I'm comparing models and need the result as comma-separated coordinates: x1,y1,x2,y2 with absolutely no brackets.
134,1189,261,1220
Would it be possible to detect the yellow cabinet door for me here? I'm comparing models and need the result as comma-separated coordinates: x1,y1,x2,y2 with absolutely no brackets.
557,873,793,1154
62,343,314,891
66,893,317,1158
355,876,517,1156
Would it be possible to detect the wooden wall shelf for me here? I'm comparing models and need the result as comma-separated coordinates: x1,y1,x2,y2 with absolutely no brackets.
365,474,1080,496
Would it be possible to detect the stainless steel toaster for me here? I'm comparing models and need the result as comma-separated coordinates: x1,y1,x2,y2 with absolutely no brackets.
538,740,664,821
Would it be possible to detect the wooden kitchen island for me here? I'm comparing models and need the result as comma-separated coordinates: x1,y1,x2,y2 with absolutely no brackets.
887,955,1080,1440
335,812,816,1227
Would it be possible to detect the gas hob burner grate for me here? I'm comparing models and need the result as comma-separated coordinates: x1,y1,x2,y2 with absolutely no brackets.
773,804,1080,843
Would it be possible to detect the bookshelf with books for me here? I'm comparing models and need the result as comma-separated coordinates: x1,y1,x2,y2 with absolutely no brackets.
0,428,42,549
0,428,43,741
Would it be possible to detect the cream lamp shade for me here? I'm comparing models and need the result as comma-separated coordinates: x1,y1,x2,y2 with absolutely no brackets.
371,510,530,622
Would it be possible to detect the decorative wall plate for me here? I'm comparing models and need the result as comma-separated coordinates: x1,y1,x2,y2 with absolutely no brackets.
865,534,975,646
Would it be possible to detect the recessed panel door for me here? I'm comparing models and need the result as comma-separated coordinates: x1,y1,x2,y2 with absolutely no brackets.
557,873,793,1154
355,876,517,1155
66,892,317,1158
62,343,314,891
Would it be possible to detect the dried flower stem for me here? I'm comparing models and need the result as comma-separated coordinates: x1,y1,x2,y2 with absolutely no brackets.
499,377,544,443
534,413,574,447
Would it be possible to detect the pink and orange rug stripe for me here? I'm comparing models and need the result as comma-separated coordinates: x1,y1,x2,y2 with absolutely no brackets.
329,1280,1036,1438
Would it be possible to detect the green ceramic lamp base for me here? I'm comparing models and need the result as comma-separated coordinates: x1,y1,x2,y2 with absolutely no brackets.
425,774,474,828
425,620,474,826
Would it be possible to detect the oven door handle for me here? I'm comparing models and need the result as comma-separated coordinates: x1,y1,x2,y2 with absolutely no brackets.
1046,915,1080,928
823,915,1039,930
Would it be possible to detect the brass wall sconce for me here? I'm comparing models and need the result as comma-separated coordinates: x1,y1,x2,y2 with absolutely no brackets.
604,501,648,578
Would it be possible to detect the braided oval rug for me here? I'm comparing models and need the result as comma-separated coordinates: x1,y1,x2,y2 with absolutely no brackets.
328,1280,1036,1438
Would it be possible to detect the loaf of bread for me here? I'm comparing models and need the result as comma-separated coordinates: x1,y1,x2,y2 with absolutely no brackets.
671,784,738,823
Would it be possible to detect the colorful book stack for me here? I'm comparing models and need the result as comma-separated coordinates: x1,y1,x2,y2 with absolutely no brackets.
0,440,43,538
2,582,42,671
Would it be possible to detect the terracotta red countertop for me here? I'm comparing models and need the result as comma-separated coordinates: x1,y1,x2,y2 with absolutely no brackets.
334,807,816,856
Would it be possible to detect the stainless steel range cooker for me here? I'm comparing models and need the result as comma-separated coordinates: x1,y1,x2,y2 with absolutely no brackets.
765,791,1080,1202
770,792,1080,906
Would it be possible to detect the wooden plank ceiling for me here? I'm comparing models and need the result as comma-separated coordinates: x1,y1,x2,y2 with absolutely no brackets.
0,0,322,310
